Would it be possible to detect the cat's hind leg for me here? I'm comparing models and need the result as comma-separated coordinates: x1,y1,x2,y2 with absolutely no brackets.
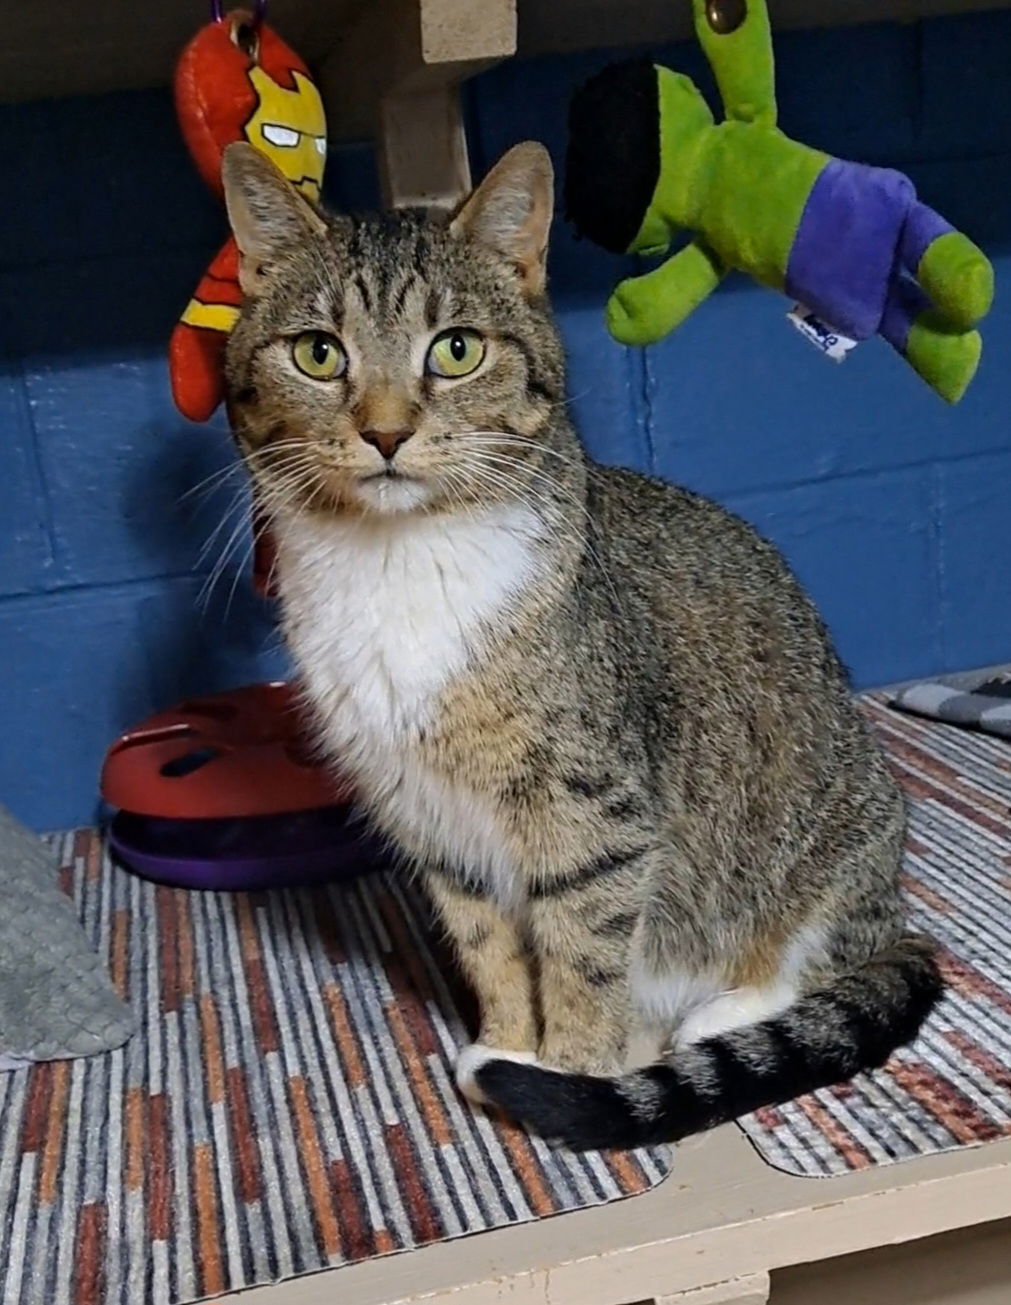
674,922,831,1048
675,982,797,1047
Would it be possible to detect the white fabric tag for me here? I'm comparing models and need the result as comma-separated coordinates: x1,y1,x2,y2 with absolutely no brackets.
787,304,859,363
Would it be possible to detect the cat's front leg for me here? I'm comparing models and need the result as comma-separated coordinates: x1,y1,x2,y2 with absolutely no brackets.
528,851,644,1075
422,869,538,1056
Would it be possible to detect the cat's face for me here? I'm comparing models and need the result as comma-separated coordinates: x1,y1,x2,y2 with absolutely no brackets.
222,142,564,518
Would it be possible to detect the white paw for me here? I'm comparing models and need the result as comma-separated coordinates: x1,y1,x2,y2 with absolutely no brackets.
455,1044,539,1104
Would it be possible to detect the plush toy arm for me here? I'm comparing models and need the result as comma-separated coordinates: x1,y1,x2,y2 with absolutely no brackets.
606,240,725,346
169,239,242,422
691,0,777,125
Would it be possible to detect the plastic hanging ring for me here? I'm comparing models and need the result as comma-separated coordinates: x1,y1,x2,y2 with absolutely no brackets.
706,0,747,34
219,2,267,58
211,0,266,24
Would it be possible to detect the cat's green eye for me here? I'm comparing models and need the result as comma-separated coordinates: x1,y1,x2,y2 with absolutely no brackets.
291,331,346,380
426,329,486,379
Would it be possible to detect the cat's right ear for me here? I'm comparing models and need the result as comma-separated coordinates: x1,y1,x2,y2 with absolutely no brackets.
221,142,326,297
451,142,554,296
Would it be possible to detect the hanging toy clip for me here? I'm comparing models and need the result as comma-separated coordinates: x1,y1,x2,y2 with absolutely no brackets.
210,0,267,25
211,0,267,57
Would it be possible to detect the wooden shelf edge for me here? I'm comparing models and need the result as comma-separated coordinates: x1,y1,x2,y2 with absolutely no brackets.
5,0,1007,205
656,1272,772,1305
2,0,517,206
516,0,1011,59
210,1130,1011,1305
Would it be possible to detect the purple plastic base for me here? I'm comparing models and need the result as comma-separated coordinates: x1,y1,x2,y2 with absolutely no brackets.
108,806,385,892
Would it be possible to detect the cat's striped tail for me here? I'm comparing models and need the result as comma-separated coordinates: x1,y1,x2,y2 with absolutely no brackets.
469,937,943,1152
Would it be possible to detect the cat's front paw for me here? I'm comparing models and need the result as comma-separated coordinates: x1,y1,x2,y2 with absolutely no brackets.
455,1044,540,1104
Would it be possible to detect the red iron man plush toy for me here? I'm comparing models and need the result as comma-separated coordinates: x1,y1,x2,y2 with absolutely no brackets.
171,2,326,422
170,3,327,593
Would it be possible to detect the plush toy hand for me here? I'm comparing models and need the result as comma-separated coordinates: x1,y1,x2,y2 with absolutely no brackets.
607,241,726,346
879,275,985,406
169,322,230,423
691,0,776,125
916,230,994,332
872,206,992,403
906,318,982,406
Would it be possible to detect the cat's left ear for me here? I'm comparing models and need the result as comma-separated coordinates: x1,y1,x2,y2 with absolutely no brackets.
451,142,554,296
222,142,327,297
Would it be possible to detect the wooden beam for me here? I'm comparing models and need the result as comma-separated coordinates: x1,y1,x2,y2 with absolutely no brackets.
3,0,1008,109
321,0,516,205
0,0,352,105
516,0,1011,57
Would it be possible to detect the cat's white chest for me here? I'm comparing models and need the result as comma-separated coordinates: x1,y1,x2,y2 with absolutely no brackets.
279,505,541,738
276,505,542,900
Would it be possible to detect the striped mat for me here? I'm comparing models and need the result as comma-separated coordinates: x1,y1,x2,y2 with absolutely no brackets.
740,697,1011,1176
0,834,669,1305
3,702,1011,1304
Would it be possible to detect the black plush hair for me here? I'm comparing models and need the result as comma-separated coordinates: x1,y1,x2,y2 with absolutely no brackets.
564,60,662,255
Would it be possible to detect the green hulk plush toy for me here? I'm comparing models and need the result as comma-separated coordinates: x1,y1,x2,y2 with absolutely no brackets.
565,0,994,402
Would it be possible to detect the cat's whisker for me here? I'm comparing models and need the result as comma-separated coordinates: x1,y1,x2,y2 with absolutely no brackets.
454,447,591,532
179,458,247,505
517,386,592,413
550,387,592,410
458,447,597,530
199,508,255,612
454,458,584,554
198,457,322,609
196,484,254,567
437,465,486,522
247,437,316,462
262,466,329,518
456,452,625,617
451,431,584,470
458,468,609,598
223,533,260,623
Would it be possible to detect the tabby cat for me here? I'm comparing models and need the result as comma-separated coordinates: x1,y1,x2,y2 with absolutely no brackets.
220,139,941,1150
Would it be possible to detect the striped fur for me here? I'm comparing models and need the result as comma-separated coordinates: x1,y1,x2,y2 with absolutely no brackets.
220,144,941,1151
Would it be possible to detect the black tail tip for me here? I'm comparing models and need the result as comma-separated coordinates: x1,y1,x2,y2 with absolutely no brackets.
475,1059,648,1152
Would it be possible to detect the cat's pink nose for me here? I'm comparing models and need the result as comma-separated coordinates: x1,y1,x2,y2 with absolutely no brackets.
360,428,414,461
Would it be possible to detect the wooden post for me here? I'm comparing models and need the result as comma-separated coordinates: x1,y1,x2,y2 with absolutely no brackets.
321,0,516,209
377,84,471,209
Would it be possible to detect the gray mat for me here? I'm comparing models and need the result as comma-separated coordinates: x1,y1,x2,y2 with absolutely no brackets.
0,813,133,1068
891,667,1011,739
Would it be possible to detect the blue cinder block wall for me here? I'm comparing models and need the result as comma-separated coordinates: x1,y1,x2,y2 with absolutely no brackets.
1,12,1010,829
